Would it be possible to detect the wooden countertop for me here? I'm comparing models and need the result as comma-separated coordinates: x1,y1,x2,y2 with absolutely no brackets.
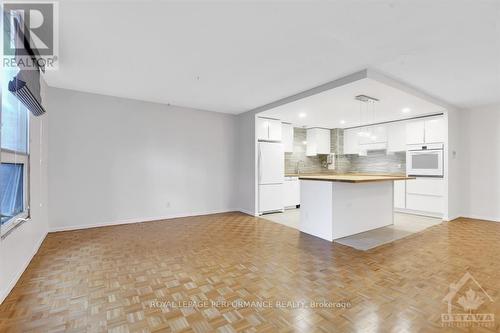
297,174,414,183
284,173,300,177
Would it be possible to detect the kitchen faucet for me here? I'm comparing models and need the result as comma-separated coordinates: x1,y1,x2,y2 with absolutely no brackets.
296,160,305,174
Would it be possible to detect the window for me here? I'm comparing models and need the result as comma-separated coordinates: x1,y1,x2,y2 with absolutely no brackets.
1,65,30,235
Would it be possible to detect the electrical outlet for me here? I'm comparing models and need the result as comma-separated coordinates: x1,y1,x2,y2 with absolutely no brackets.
165,201,171,208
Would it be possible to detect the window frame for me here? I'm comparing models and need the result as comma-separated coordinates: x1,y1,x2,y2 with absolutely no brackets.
0,119,30,238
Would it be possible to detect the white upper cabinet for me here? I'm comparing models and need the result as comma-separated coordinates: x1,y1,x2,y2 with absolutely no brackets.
256,117,269,140
306,128,331,156
256,117,282,141
424,117,445,143
406,121,426,145
306,129,316,156
268,119,282,141
343,128,359,155
282,123,294,153
359,125,387,145
316,129,331,154
387,122,406,152
406,116,445,145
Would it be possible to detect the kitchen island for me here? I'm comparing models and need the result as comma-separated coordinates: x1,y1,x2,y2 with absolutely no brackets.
298,174,413,242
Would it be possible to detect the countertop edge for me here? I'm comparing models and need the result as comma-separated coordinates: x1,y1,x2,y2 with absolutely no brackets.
297,176,415,183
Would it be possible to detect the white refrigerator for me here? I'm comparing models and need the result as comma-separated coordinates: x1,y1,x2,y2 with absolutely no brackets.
258,141,284,214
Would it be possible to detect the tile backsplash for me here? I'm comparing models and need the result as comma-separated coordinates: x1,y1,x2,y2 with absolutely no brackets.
284,127,405,175
335,150,406,174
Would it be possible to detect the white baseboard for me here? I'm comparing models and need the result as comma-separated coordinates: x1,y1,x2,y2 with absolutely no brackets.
445,214,462,222
458,214,500,223
238,208,258,217
49,209,247,232
394,208,443,219
0,230,48,304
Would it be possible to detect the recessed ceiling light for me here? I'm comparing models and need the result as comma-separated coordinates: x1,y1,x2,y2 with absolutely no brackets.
402,107,411,113
298,112,307,118
340,120,346,125
302,141,307,145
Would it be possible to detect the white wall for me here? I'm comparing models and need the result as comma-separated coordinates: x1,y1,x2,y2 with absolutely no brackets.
0,85,49,303
47,88,238,231
445,109,462,221
459,104,500,221
235,111,256,215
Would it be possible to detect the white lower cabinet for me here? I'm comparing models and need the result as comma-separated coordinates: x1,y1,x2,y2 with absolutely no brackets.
406,177,444,196
406,194,443,214
284,177,300,208
405,177,444,216
393,180,406,209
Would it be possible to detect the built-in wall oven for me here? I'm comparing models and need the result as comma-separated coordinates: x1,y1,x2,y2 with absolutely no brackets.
406,143,444,177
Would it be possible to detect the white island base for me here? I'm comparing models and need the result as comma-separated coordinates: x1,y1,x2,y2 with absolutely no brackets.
299,180,395,242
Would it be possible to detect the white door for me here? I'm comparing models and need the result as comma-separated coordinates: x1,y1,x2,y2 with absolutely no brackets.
406,121,425,144
268,119,282,141
259,142,284,184
259,184,283,213
424,117,445,143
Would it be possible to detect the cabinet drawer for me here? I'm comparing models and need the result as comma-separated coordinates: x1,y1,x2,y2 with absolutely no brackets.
406,193,443,214
406,178,444,196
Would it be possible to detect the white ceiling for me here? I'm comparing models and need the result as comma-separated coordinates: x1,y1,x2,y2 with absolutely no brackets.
44,1,500,114
258,77,445,129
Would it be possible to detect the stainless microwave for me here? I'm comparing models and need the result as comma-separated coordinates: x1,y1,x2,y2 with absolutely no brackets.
406,143,444,177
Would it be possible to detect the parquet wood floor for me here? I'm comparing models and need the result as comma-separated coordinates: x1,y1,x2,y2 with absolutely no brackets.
0,213,499,332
